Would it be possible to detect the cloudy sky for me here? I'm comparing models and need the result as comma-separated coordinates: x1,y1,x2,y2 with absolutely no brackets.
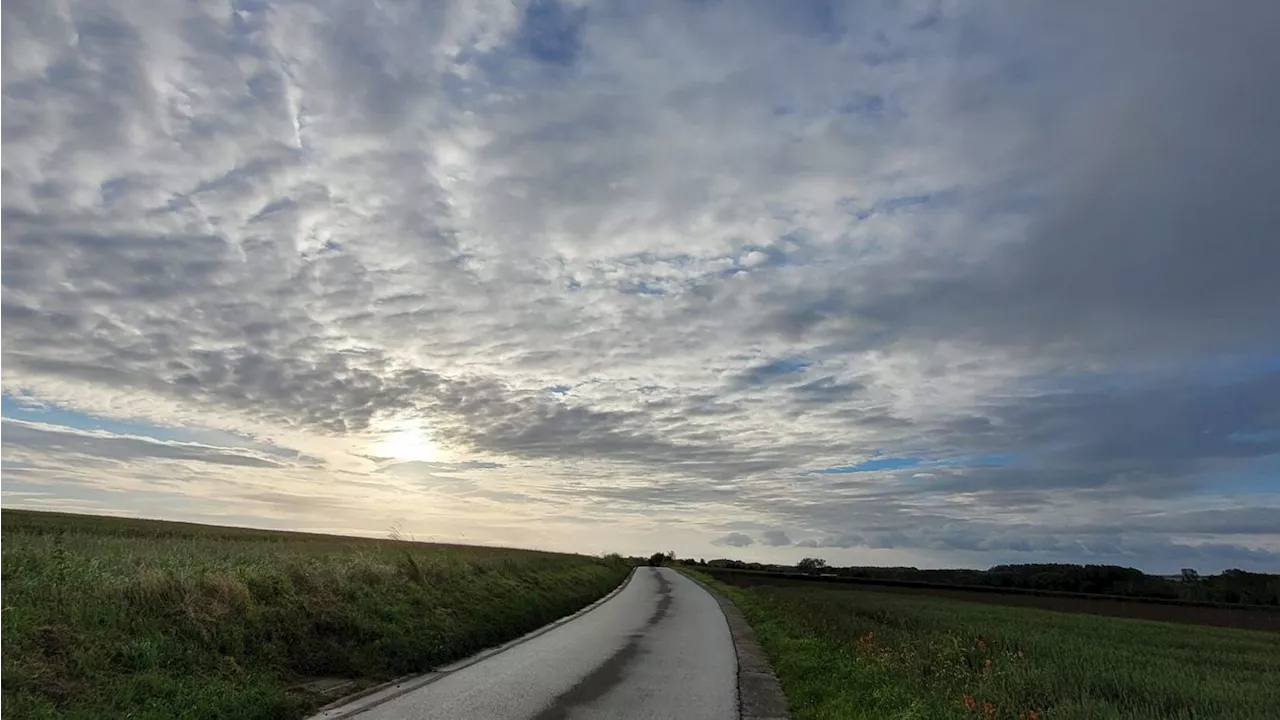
3,0,1278,573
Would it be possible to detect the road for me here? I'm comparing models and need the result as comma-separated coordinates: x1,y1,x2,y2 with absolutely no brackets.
343,567,738,720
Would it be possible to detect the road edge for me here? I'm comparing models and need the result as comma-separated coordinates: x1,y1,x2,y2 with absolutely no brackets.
305,566,639,720
682,570,791,720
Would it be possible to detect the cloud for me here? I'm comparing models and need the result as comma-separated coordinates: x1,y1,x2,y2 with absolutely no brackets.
757,3,1280,365
819,534,867,549
2,0,1278,572
715,533,754,548
761,529,792,547
376,460,506,474
2,419,289,469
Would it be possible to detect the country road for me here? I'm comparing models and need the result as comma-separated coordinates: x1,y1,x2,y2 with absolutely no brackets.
319,567,738,720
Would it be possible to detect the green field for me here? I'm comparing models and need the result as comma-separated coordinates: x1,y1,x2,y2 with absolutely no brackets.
687,570,1280,720
1,509,630,720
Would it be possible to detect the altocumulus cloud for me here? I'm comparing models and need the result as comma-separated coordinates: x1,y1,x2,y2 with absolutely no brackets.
2,0,1278,571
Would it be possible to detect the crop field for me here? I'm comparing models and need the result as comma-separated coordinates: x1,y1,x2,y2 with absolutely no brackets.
688,570,1280,720
702,569,1280,633
1,509,630,720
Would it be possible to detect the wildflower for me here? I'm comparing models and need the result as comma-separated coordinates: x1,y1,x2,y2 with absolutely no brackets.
983,658,993,676
963,694,977,711
1016,650,1025,659
975,635,987,648
984,702,996,718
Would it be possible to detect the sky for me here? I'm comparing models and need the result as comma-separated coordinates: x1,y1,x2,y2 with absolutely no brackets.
3,0,1279,574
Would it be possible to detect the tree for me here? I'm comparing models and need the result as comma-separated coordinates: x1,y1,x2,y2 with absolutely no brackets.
1181,568,1200,583
648,552,667,567
798,557,827,572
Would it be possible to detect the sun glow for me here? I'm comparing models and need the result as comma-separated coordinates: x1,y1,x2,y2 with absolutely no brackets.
372,424,441,462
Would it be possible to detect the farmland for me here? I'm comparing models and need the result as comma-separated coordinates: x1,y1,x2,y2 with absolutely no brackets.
700,568,1280,633
687,570,1280,720
1,509,630,720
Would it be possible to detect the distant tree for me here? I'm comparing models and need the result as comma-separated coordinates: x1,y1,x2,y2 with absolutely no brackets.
798,557,827,572
648,552,667,567
1181,568,1200,583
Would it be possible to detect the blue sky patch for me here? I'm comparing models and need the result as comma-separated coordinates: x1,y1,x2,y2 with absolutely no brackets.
735,356,811,387
2,392,185,442
937,453,1023,468
0,392,290,459
820,455,924,474
517,0,586,66
816,451,1024,475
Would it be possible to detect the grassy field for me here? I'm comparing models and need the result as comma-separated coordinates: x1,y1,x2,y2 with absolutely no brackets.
1,509,630,720
687,570,1280,720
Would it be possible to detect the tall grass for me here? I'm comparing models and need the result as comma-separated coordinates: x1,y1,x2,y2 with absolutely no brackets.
686,570,1280,720
2,510,630,719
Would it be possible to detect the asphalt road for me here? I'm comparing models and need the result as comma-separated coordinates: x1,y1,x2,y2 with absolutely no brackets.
347,567,737,720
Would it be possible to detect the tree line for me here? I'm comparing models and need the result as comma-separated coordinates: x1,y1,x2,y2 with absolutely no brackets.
671,557,1279,607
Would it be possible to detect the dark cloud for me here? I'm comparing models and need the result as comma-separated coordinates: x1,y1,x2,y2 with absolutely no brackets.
819,533,867,549
901,370,1280,499
788,375,866,405
715,532,754,548
1072,508,1280,538
761,529,792,547
779,520,1280,573
765,2,1280,364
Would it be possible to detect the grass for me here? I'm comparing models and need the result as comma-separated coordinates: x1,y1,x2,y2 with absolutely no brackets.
685,570,1280,720
1,509,630,720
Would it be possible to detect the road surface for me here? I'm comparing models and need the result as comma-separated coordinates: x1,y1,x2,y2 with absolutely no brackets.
342,567,737,720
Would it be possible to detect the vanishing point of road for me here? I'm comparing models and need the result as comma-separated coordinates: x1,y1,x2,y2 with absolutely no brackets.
325,567,739,720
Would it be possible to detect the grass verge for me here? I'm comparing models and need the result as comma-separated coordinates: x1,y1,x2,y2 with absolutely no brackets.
684,569,1280,720
2,510,630,719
